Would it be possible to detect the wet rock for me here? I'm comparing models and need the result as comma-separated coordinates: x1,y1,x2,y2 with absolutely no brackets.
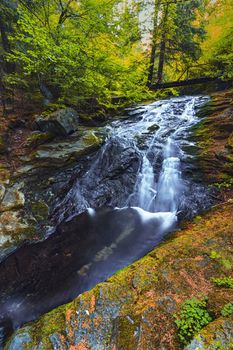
35,108,79,136
15,128,103,175
0,209,36,262
6,328,32,350
0,186,25,212
31,201,49,221
147,123,159,133
26,131,54,148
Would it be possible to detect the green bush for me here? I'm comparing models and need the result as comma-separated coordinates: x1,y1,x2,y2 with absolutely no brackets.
212,277,233,289
221,302,233,317
175,297,212,345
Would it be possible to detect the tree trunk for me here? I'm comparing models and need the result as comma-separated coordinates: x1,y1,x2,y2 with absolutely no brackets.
0,15,15,73
38,76,54,104
0,15,10,52
156,3,169,84
147,0,161,86
157,37,166,84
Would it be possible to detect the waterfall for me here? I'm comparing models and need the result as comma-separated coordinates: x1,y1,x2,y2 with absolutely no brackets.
54,95,209,225
0,95,212,343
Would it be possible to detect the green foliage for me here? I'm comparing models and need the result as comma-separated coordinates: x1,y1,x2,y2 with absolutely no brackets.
147,0,206,84
202,0,233,80
210,250,221,259
211,178,233,189
209,251,232,270
175,297,212,345
1,0,232,107
6,0,149,107
212,277,233,289
221,302,233,316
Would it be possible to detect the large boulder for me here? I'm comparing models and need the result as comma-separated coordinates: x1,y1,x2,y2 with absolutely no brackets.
35,108,79,137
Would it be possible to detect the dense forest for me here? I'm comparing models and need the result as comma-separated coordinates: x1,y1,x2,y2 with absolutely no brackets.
0,0,232,111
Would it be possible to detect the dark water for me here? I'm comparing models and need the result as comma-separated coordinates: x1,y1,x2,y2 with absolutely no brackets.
0,96,213,347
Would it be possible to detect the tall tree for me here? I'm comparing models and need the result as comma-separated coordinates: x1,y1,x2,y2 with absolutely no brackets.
147,0,161,85
147,0,206,85
201,0,233,79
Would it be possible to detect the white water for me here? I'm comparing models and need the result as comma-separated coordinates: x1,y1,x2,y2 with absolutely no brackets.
55,95,209,235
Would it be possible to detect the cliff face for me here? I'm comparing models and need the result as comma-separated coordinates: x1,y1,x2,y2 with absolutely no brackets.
4,89,233,350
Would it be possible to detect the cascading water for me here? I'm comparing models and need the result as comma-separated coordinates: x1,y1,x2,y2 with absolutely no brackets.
54,95,210,227
0,95,213,347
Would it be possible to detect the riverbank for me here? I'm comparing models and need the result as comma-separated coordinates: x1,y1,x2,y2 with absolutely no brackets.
5,200,233,350
2,88,233,349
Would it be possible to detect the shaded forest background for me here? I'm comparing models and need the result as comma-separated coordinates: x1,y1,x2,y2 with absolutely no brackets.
0,0,232,112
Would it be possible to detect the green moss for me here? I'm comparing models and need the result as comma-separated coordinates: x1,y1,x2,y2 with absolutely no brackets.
209,250,232,270
40,103,67,118
28,303,70,349
82,132,101,146
212,277,233,289
26,132,54,148
31,201,49,221
116,315,140,350
210,178,233,189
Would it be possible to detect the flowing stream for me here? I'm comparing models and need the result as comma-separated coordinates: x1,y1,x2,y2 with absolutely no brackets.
0,95,212,347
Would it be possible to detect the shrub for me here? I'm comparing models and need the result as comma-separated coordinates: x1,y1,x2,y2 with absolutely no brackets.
175,297,212,345
221,302,233,317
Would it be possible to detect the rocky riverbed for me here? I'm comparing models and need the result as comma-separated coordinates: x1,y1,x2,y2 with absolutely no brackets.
0,89,233,349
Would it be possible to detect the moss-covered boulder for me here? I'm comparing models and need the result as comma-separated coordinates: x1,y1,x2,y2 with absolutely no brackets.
35,108,79,137
185,317,233,350
15,127,103,175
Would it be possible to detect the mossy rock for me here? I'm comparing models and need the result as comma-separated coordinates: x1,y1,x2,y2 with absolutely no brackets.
26,132,54,148
31,201,49,221
185,317,233,350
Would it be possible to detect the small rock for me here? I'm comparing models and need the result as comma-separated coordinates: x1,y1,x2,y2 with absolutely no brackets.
147,124,160,133
35,108,79,136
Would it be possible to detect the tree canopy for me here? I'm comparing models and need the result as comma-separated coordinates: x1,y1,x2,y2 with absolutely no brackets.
0,0,232,109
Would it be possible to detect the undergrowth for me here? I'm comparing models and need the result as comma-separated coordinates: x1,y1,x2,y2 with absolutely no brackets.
175,297,212,345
